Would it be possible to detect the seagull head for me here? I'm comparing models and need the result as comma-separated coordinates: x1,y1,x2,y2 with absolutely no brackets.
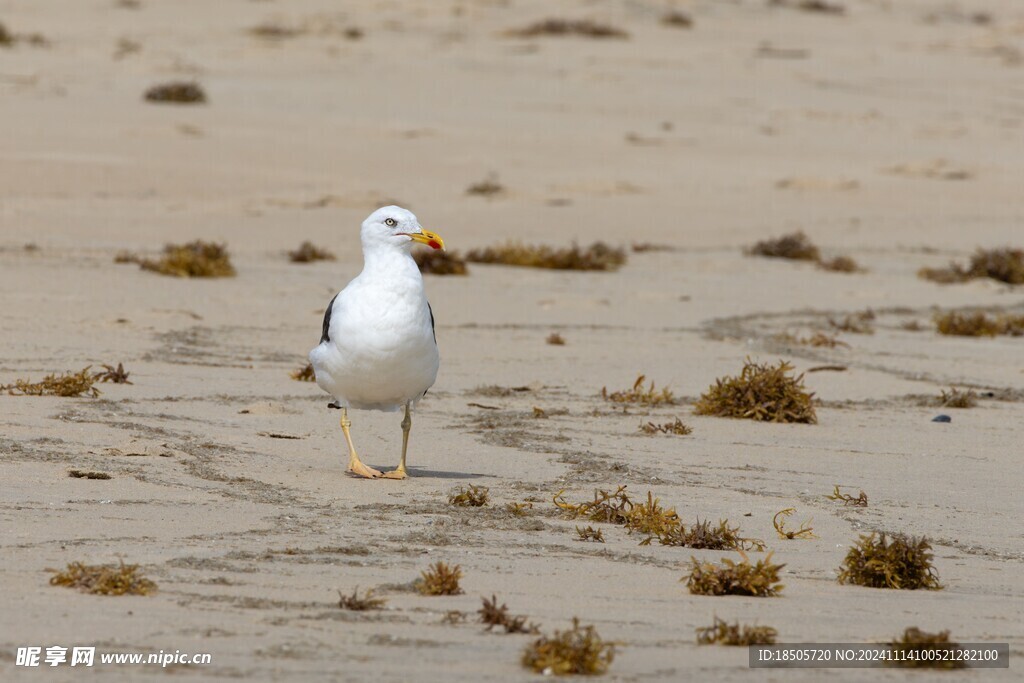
361,206,445,253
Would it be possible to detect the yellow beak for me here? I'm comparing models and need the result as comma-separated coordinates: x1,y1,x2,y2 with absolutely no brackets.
404,229,445,251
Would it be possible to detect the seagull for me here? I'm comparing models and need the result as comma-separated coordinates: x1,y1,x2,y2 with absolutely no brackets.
309,206,445,479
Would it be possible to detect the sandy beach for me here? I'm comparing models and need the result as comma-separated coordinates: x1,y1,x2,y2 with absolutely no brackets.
1,0,1022,680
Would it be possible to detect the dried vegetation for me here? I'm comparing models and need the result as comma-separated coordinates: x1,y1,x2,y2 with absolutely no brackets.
694,359,816,423
507,19,628,39
521,618,615,676
696,617,777,646
144,81,206,104
919,247,1024,285
414,250,468,275
837,533,941,590
466,242,625,271
288,241,335,263
601,375,676,406
49,561,156,596
415,562,464,596
449,485,489,507
685,553,784,597
337,587,386,611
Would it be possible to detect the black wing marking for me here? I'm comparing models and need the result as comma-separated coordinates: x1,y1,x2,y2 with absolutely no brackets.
428,301,436,344
320,293,338,344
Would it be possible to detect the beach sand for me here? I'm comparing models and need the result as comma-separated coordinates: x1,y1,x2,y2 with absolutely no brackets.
1,0,1022,680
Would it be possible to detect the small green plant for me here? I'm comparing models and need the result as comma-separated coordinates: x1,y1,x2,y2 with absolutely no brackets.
337,587,386,611
49,561,156,596
553,486,633,524
885,627,966,669
638,418,692,435
1,367,100,397
129,240,234,277
575,526,605,543
415,562,464,596
685,552,784,597
696,617,777,645
479,595,539,634
144,81,206,104
837,533,941,590
748,231,820,261
773,508,816,539
466,241,626,271
601,375,676,406
694,359,816,423
288,241,335,263
290,363,315,381
827,485,868,507
521,618,615,675
449,485,489,507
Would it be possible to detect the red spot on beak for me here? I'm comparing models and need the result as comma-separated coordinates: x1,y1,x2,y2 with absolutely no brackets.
428,240,442,250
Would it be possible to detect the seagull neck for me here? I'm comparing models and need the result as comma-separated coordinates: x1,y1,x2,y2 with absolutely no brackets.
361,248,419,279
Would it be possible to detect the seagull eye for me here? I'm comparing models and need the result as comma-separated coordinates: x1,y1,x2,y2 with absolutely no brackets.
384,218,397,227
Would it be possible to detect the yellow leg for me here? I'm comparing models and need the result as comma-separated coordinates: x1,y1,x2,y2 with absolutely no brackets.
382,403,411,480
340,408,381,479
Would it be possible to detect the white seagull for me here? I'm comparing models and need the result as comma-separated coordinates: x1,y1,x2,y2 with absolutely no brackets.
309,206,445,479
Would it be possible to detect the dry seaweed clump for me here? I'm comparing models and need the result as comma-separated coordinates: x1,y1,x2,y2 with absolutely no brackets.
546,332,566,346
138,241,235,277
639,418,692,435
290,363,315,382
288,241,335,263
49,561,156,596
818,255,861,273
415,562,464,596
885,628,966,669
685,553,784,597
337,587,386,611
694,359,816,424
602,375,676,406
837,533,941,590
554,486,633,524
466,175,504,197
623,492,680,539
1,367,100,397
773,509,816,539
827,485,867,507
661,12,694,28
522,618,614,676
465,241,625,272
748,231,820,261
479,595,539,634
94,363,132,384
656,519,765,551
414,249,468,275
696,617,777,646
508,19,628,39
919,247,1024,285
938,387,978,408
934,311,1024,337
575,526,605,543
68,470,112,480
144,81,206,104
449,485,489,507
